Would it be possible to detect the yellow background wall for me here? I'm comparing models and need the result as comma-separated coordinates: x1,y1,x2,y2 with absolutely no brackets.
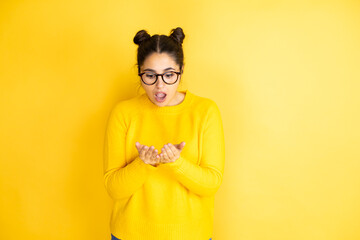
1,0,359,239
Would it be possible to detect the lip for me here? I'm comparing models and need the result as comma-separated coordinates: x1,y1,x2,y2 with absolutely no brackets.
155,91,167,96
154,91,167,103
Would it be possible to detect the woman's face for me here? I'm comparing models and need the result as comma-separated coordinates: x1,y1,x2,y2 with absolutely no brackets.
140,52,183,107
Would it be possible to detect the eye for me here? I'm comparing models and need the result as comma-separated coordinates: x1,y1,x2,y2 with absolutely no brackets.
164,72,175,78
145,73,156,79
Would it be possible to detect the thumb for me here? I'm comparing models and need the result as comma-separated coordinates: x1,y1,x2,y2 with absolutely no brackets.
135,142,141,151
178,141,186,150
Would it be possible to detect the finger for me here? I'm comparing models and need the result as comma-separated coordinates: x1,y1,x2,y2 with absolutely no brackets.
145,146,154,159
139,145,147,159
161,153,169,163
152,151,159,163
151,149,158,161
148,146,157,162
155,154,160,164
168,143,179,154
160,148,169,163
152,155,160,166
135,142,142,151
153,148,158,156
150,149,160,165
175,142,185,150
164,144,174,159
168,144,180,158
179,141,186,150
159,153,164,163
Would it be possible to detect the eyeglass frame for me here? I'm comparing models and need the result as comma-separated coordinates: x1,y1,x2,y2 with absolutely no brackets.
138,71,182,85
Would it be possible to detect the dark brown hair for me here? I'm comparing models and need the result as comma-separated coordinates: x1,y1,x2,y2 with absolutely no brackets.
133,27,185,74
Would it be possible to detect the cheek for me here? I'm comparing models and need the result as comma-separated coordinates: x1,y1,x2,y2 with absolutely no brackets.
169,90,177,99
146,88,156,98
142,85,153,93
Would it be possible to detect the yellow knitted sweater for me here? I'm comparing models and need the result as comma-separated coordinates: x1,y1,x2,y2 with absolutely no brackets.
103,89,225,240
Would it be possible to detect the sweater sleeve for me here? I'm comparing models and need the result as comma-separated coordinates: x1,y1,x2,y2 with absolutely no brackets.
103,103,157,200
161,101,225,197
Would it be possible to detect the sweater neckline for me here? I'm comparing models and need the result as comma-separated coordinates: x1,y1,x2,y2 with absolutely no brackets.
140,89,193,113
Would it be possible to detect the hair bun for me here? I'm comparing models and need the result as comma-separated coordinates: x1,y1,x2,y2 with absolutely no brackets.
169,27,185,45
133,30,151,45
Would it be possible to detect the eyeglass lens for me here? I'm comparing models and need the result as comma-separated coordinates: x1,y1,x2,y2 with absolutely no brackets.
141,72,179,85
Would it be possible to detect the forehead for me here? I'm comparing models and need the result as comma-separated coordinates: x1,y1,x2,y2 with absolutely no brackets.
141,52,179,71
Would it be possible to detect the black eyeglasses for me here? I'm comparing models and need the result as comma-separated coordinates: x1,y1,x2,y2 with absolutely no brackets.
138,71,181,85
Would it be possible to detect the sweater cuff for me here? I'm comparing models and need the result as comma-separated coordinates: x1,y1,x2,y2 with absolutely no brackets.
160,156,185,171
133,156,158,172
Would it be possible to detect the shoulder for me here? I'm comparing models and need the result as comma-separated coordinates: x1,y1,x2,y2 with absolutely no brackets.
190,92,221,114
189,92,223,129
109,95,142,119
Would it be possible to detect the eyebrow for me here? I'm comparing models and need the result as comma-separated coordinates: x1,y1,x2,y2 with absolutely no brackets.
143,67,175,72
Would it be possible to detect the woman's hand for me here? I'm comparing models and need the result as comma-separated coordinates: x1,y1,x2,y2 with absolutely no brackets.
159,142,186,164
135,142,160,167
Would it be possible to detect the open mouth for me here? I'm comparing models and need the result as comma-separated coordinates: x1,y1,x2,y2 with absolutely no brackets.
155,92,167,102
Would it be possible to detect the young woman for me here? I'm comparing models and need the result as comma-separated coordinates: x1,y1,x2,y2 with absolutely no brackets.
103,27,225,240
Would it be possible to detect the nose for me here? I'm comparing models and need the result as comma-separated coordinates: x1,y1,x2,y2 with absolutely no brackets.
155,76,165,87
